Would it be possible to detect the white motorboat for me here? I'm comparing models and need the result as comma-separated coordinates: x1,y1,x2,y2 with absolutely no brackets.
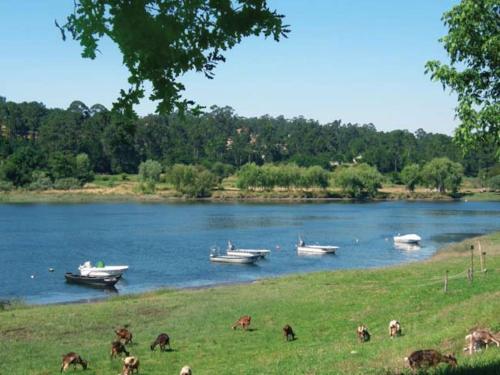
78,261,129,277
393,234,421,244
226,241,271,258
296,238,338,254
209,254,259,264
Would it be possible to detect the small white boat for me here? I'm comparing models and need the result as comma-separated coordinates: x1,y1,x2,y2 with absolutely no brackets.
78,261,129,277
209,254,259,264
226,241,271,258
393,234,421,244
296,238,338,254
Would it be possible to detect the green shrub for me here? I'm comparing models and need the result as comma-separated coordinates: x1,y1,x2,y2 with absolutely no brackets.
421,157,464,193
210,162,235,180
138,159,162,183
334,163,383,198
400,164,421,192
302,166,329,189
28,171,53,191
48,152,76,180
75,153,94,183
138,181,156,194
166,164,217,197
488,175,500,190
185,170,217,197
236,163,329,190
53,177,82,190
0,180,14,191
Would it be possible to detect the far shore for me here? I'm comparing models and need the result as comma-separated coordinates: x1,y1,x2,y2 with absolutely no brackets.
0,184,498,204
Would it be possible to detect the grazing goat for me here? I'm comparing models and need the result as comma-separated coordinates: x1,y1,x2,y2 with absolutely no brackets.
388,320,402,338
60,352,88,372
464,329,500,354
180,365,192,375
405,349,457,372
283,324,295,341
150,333,171,351
115,328,133,345
111,340,129,358
232,315,251,330
356,325,370,342
121,356,139,375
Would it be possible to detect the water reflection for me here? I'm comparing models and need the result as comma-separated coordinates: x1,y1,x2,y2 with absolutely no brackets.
394,243,421,251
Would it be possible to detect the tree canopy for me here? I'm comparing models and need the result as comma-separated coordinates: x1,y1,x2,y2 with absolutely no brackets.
425,0,499,157
0,97,497,188
58,0,289,115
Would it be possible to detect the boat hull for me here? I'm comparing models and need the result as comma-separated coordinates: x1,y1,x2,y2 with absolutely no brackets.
393,234,421,244
210,255,259,264
297,246,337,254
64,273,120,287
227,249,270,258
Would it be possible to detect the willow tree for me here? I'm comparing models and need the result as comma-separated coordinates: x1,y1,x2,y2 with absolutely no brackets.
58,0,289,116
426,0,499,157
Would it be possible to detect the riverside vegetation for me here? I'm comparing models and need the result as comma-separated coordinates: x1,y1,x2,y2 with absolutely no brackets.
0,98,499,200
0,233,499,374
0,161,498,203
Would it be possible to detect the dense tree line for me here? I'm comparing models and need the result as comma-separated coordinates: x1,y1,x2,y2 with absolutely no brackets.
0,97,497,189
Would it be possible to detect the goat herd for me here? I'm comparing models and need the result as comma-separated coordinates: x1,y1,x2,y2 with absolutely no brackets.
60,328,190,375
59,317,500,374
357,320,500,372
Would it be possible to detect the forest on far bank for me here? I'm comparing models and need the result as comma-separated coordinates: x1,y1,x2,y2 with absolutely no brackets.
0,97,498,195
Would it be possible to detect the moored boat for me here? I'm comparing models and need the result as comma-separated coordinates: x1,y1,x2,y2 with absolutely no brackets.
64,272,121,287
296,238,338,254
226,241,271,258
393,234,421,244
209,254,259,264
78,261,129,277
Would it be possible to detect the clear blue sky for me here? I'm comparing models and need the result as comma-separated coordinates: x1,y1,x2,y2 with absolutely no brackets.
0,1,458,134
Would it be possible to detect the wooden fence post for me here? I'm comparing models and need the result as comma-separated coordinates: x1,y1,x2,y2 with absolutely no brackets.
467,268,472,284
478,241,486,273
444,270,448,293
470,245,474,282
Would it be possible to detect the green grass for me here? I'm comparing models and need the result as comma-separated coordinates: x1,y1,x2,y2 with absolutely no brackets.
1,234,500,374
462,191,500,201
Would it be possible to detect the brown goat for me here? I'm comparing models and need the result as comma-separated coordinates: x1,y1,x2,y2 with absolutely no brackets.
356,325,370,342
121,356,139,375
405,349,457,372
115,328,133,344
232,315,251,330
111,340,129,358
283,324,295,341
60,352,88,372
465,329,500,354
150,333,171,351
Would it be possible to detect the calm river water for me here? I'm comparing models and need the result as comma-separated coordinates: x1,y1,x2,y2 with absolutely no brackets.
0,201,498,304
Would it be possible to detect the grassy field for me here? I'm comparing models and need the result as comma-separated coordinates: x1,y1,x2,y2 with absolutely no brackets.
1,234,500,374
